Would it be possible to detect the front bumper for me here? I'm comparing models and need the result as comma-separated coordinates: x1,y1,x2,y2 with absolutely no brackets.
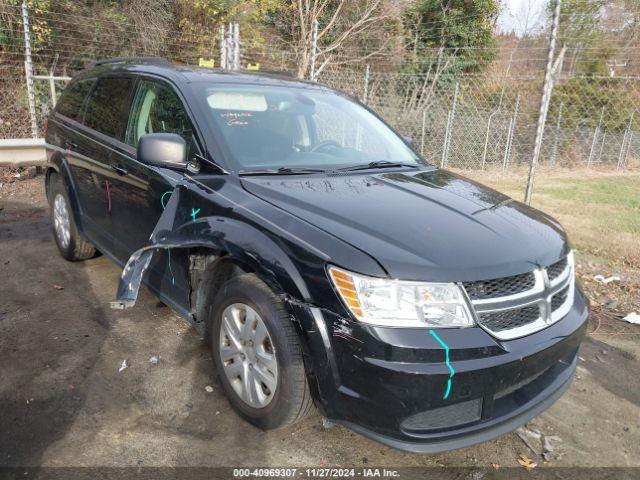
292,286,588,453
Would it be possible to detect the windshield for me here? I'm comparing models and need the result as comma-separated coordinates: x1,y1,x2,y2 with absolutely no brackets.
191,83,423,172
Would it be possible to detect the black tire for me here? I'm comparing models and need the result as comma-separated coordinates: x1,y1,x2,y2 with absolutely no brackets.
207,273,313,430
49,173,96,261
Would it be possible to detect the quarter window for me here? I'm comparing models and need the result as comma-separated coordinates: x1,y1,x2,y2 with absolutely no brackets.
126,80,197,159
84,77,134,139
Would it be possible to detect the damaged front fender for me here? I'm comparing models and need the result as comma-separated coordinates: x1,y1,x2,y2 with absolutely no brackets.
110,184,312,311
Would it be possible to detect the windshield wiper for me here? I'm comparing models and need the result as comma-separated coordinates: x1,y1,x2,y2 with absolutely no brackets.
337,161,420,172
238,167,326,176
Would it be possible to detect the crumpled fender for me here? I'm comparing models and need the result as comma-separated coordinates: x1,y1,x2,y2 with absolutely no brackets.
111,184,311,310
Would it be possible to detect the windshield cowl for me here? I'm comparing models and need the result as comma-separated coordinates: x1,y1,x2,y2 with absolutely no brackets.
238,162,427,176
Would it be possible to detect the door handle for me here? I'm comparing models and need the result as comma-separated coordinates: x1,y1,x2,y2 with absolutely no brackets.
64,139,78,150
111,164,128,176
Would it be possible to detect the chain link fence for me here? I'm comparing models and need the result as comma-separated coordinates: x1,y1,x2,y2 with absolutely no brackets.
317,67,640,170
1,3,640,172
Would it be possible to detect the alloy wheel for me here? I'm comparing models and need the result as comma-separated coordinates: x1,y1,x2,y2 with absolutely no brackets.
219,303,278,408
53,193,71,249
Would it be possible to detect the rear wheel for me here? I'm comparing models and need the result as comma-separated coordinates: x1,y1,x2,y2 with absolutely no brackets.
49,173,96,261
207,273,313,430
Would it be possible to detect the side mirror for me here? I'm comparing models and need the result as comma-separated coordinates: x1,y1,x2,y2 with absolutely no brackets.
137,133,187,170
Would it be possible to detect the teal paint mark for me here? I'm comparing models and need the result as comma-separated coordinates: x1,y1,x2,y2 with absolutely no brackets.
190,207,201,222
428,329,455,400
160,191,172,210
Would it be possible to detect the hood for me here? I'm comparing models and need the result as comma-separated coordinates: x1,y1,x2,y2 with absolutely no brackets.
240,168,569,282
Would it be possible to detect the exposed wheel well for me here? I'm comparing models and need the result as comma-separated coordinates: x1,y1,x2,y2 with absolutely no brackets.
190,250,252,332
188,249,318,403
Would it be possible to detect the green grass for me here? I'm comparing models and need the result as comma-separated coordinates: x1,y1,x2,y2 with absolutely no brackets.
538,177,639,210
535,177,640,234
461,169,640,266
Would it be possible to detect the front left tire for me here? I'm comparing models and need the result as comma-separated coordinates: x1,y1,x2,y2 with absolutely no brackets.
206,273,314,430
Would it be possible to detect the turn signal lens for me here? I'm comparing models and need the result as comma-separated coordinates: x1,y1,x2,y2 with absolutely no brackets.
329,268,362,314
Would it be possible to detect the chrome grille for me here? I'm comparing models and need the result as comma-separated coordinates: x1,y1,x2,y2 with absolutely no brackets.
547,257,568,281
465,253,575,340
551,284,570,311
462,271,536,300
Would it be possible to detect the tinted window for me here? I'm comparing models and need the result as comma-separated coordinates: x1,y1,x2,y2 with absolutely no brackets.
126,80,197,158
56,79,94,121
84,77,134,139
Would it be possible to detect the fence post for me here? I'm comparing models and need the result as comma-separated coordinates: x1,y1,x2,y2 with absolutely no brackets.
587,105,605,168
481,110,498,170
617,111,635,170
21,2,39,138
502,94,521,172
596,130,607,164
524,0,561,205
440,82,459,168
420,108,427,155
550,102,564,166
226,23,234,69
220,25,226,69
363,64,370,103
47,53,59,108
623,129,634,169
233,23,240,70
310,19,318,81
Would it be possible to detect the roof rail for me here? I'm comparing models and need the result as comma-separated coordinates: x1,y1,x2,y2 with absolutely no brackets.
91,57,171,67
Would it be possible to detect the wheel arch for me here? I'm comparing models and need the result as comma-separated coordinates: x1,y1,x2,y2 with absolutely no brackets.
45,152,83,228
190,250,321,406
190,249,311,323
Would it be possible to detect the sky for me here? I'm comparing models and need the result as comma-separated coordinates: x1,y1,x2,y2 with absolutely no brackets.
497,0,549,36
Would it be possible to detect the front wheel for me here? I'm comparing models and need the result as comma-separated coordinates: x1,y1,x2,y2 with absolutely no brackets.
207,273,313,430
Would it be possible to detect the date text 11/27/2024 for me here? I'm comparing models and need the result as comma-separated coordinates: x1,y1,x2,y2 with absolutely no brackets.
232,468,400,478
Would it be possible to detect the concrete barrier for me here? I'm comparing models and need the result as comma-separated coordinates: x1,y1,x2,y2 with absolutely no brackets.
0,138,46,167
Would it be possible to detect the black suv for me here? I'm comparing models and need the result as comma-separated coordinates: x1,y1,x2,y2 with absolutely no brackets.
45,58,588,452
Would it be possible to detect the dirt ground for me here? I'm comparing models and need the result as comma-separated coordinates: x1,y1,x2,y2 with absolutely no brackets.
1,173,639,474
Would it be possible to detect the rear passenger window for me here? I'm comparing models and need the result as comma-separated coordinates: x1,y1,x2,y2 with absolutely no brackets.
84,77,134,139
56,79,94,122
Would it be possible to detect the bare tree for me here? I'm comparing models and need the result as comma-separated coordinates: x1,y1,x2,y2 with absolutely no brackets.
288,0,391,79
124,0,173,56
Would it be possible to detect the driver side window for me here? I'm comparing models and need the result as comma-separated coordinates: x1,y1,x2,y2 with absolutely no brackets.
126,79,198,159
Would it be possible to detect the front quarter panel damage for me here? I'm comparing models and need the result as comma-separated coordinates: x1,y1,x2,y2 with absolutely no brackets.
108,177,380,416
110,183,316,326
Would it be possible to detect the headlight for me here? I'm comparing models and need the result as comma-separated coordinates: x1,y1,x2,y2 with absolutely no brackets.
328,266,475,328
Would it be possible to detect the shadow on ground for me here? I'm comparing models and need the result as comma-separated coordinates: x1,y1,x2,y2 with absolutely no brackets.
0,203,109,465
0,199,271,467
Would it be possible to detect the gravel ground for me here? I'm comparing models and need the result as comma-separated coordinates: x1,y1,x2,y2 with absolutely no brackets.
1,175,639,475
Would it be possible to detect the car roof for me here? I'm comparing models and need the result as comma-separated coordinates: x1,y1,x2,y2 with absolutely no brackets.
73,60,331,91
